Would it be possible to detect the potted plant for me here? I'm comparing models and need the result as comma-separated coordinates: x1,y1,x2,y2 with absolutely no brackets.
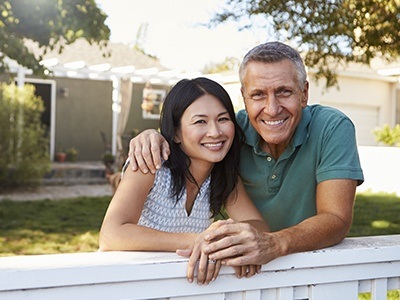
55,151,67,162
102,151,115,176
66,147,78,162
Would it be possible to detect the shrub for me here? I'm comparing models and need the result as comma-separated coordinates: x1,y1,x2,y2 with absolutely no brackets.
66,147,78,162
373,124,400,147
0,82,51,189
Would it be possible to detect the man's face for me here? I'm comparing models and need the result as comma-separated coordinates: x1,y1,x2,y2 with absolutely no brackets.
241,60,308,156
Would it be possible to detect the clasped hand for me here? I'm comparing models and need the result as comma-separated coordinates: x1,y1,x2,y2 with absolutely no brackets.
177,219,268,284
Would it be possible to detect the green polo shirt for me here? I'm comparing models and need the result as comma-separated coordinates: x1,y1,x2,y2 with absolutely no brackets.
236,104,364,232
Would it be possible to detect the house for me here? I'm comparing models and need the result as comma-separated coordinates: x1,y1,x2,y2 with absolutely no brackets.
3,39,180,162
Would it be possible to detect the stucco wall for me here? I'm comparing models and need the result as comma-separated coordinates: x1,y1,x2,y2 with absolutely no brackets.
121,83,169,155
54,77,113,161
52,79,170,161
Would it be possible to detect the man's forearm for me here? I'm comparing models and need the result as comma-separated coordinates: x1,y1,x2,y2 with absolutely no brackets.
274,212,351,256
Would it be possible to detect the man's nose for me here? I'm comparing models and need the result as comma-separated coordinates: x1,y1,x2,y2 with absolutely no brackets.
263,95,280,116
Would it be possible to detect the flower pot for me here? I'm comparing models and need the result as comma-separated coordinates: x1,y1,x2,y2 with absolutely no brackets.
55,152,67,162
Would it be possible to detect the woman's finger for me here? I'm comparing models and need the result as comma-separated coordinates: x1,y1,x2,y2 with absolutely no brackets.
204,259,216,284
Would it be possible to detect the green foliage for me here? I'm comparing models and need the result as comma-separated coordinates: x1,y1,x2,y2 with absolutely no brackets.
211,0,400,88
359,290,399,300
202,57,241,74
0,0,110,75
0,83,51,189
102,151,115,164
66,147,78,162
373,124,400,146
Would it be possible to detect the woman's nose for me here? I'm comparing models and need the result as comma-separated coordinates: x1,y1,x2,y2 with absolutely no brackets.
207,122,222,137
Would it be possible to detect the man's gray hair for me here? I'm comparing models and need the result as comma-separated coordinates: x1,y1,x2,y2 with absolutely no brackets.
239,42,307,89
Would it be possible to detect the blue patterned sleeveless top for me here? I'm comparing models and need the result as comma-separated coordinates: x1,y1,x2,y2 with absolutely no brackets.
132,164,213,233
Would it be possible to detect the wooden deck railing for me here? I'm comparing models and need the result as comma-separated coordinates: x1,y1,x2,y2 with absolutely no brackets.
1,235,399,300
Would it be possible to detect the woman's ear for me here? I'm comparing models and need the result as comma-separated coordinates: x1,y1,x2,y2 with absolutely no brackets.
173,132,181,144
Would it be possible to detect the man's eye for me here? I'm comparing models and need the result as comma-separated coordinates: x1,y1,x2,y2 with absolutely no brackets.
251,93,265,100
276,90,293,98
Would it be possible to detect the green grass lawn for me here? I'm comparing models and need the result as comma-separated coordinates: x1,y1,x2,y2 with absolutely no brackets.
0,196,110,256
0,191,399,256
349,191,400,237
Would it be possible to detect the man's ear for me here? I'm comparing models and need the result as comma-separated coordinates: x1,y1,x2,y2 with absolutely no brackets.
301,81,309,107
240,87,245,99
241,87,248,111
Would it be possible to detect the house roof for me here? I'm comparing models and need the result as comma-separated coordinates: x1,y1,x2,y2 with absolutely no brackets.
34,38,166,70
21,38,201,84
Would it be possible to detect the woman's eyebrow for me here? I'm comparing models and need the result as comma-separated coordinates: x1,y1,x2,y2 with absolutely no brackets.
190,110,229,119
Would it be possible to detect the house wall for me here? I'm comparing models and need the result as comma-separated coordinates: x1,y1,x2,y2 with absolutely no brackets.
309,74,397,145
121,83,169,156
34,77,172,161
52,77,113,161
52,79,171,161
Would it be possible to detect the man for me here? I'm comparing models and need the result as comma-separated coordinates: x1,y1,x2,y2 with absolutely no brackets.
128,42,364,271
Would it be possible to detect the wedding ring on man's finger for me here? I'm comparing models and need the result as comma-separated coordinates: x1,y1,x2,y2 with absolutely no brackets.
208,259,216,264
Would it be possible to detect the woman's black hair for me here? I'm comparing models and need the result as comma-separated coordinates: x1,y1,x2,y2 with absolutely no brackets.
159,77,243,217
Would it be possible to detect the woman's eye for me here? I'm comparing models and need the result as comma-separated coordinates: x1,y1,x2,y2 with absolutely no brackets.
218,117,230,122
194,119,206,124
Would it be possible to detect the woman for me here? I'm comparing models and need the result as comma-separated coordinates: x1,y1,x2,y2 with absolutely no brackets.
99,77,268,284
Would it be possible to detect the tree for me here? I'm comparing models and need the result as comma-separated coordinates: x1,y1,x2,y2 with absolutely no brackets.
210,0,400,87
0,0,110,75
0,83,51,189
202,57,241,74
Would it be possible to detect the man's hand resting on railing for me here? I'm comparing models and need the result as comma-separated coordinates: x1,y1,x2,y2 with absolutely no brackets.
176,219,262,283
200,219,280,266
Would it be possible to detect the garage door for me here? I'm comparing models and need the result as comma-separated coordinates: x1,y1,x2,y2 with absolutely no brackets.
324,103,379,146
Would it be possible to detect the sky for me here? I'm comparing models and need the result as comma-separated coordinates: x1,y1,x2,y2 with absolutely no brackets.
95,0,265,72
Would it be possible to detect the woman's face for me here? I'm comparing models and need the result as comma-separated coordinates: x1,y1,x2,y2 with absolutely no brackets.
174,94,235,169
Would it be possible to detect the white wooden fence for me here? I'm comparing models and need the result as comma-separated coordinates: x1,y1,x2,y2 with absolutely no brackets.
1,235,399,300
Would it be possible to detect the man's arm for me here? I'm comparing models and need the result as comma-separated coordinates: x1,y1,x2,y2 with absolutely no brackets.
128,129,170,174
203,179,357,266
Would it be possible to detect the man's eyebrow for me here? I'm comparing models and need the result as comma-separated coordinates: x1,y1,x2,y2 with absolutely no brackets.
276,85,294,91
